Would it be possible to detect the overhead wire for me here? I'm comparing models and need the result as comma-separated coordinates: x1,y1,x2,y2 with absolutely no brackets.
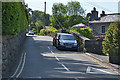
53,16,64,29
83,0,113,13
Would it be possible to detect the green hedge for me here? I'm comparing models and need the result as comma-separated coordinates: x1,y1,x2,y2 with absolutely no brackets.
70,27,93,39
102,22,120,55
2,2,28,35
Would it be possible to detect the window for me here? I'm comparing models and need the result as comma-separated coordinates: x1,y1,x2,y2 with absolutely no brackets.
102,26,105,33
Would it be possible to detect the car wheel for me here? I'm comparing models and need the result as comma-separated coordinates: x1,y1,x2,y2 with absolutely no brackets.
56,41,59,48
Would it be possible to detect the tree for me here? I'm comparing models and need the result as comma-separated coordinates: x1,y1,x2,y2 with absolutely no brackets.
30,10,51,26
102,22,120,64
35,20,44,34
51,1,87,29
67,1,85,16
52,3,67,29
102,22,120,55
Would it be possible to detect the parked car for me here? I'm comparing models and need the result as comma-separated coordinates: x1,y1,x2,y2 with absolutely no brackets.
28,30,34,35
53,33,66,46
54,33,77,50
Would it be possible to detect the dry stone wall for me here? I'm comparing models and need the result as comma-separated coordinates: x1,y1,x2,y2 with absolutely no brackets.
2,31,26,77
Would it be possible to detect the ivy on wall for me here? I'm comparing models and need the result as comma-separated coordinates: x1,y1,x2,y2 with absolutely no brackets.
2,2,28,35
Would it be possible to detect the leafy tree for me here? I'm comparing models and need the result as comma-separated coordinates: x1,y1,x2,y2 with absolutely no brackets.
67,1,85,16
102,22,120,55
52,3,67,29
67,15,84,28
35,20,44,34
30,10,51,26
51,1,87,29
52,3,67,16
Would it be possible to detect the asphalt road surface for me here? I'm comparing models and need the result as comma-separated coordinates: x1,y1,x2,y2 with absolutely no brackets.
10,35,119,79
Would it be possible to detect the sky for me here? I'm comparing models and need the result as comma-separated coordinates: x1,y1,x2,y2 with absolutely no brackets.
25,0,120,16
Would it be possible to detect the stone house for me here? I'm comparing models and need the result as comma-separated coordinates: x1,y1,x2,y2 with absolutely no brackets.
89,14,120,36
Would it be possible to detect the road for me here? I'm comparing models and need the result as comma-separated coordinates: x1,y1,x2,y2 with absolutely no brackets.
10,35,119,79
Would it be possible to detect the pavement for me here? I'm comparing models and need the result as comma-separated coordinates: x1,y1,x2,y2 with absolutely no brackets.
84,52,120,75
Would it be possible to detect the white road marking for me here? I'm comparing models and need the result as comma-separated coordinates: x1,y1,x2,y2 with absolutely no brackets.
11,53,24,78
86,66,91,73
16,52,26,78
48,46,70,72
61,64,70,71
48,46,54,54
48,46,50,50
86,66,114,74
55,56,60,61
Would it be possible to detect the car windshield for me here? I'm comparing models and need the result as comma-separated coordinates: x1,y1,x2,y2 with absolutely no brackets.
61,35,75,40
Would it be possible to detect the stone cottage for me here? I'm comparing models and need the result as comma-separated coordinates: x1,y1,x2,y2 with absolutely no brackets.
89,13,120,36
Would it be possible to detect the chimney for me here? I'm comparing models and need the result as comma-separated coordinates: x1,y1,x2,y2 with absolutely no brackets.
100,11,106,17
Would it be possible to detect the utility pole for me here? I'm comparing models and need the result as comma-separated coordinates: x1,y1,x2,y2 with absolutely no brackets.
44,2,46,30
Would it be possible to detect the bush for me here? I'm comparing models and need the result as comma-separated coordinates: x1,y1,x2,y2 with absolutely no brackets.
40,29,45,36
2,2,28,35
32,28,36,33
102,22,120,55
70,27,93,39
45,26,57,36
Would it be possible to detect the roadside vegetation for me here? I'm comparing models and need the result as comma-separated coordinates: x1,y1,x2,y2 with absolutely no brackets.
70,27,93,39
29,1,90,37
102,22,120,55
51,1,89,29
40,26,57,36
2,2,30,35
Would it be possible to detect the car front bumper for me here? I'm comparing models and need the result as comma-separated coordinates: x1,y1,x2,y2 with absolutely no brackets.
58,45,77,50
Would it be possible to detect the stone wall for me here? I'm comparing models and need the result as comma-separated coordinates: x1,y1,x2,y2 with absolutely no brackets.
71,31,103,54
2,31,26,77
0,1,2,79
71,31,90,52
85,40,103,54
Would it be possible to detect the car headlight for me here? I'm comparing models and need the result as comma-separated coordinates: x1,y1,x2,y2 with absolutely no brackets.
60,41,64,45
74,40,77,45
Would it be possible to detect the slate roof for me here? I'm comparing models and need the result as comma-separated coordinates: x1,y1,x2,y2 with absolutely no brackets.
89,14,120,24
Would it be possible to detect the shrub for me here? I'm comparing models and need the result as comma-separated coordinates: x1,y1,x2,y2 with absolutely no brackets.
102,22,120,55
40,29,45,36
70,27,93,39
45,26,57,36
32,28,36,33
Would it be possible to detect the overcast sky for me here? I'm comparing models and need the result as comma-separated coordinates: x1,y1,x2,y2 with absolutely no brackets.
25,0,119,16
